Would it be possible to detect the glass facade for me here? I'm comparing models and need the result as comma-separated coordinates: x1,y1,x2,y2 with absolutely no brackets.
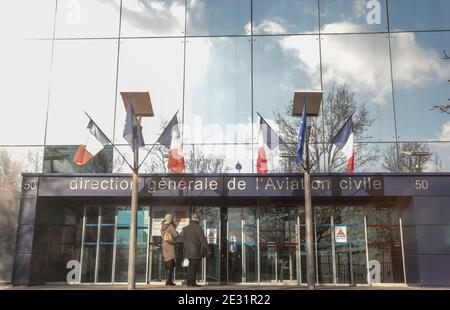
1,0,450,283
30,201,406,285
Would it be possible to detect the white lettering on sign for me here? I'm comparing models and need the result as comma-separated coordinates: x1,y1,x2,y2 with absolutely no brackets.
66,260,81,284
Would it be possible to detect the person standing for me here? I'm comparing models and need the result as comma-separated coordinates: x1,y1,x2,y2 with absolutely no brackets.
182,213,210,287
161,213,178,286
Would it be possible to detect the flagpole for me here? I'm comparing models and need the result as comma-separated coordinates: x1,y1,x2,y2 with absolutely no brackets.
83,112,134,171
137,110,179,171
256,112,307,171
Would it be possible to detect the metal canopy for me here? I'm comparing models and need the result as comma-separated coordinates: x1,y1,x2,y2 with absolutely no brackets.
121,92,154,117
292,91,324,116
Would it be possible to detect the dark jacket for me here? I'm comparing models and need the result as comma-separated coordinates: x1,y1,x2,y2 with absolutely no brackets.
182,221,210,259
161,222,179,262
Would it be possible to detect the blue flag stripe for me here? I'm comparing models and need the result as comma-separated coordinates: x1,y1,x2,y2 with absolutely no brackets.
297,103,307,162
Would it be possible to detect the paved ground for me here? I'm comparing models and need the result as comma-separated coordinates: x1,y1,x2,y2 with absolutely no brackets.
1,284,448,290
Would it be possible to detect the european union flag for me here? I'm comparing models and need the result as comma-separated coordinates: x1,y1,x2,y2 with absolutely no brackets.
297,103,307,162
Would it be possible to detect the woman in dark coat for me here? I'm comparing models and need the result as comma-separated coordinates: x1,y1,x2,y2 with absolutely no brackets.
161,214,178,286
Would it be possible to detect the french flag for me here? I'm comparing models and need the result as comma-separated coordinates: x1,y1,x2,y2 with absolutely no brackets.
157,113,185,173
73,119,110,166
256,116,277,174
331,116,354,173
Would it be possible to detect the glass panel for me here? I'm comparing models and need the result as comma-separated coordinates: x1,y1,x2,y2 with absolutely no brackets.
388,0,450,31
321,34,396,142
121,0,185,37
0,146,44,281
227,208,242,283
43,145,113,173
115,38,184,145
114,206,149,283
184,37,252,144
259,206,297,282
55,0,120,38
314,206,333,284
0,0,56,39
366,206,404,283
320,0,388,33
253,35,321,139
186,0,251,36
334,206,367,284
0,40,52,145
184,144,253,174
191,206,221,284
97,206,116,283
391,31,450,141
46,39,117,145
253,0,319,35
150,206,189,282
81,206,99,283
44,205,83,282
243,207,257,283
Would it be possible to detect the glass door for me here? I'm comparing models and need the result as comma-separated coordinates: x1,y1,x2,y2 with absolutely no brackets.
192,206,221,284
259,206,298,283
226,207,257,283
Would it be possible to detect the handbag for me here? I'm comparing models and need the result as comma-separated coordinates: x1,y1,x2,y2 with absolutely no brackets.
182,258,189,267
163,230,174,243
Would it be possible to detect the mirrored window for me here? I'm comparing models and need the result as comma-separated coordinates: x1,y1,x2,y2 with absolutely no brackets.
121,0,185,37
55,0,121,38
391,32,450,141
0,0,56,39
46,40,118,145
184,37,252,144
253,35,321,133
321,34,396,142
0,40,52,145
186,0,251,36
388,0,450,31
115,38,184,145
253,0,319,35
43,145,113,173
320,0,388,33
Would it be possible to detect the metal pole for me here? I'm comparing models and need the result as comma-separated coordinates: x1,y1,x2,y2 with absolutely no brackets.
304,124,315,290
399,218,407,284
364,216,370,285
127,143,139,290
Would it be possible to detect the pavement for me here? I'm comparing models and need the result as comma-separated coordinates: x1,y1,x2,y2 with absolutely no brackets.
1,284,448,290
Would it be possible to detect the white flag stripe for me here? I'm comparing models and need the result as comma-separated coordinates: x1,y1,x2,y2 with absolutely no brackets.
341,132,354,160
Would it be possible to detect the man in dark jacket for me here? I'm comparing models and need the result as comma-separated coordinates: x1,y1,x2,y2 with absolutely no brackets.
182,213,210,287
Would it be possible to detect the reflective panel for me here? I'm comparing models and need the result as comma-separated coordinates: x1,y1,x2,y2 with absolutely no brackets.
0,0,56,39
43,205,83,283
366,206,404,283
0,146,43,282
184,37,252,144
388,0,450,31
121,0,185,37
253,35,321,134
314,206,333,284
253,0,319,35
320,0,388,33
0,40,52,145
43,145,113,173
186,0,251,36
259,206,298,282
46,39,117,145
55,0,121,38
391,31,450,141
115,38,184,145
321,34,396,142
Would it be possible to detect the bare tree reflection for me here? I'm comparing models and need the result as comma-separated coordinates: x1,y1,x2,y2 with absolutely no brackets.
275,84,379,173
